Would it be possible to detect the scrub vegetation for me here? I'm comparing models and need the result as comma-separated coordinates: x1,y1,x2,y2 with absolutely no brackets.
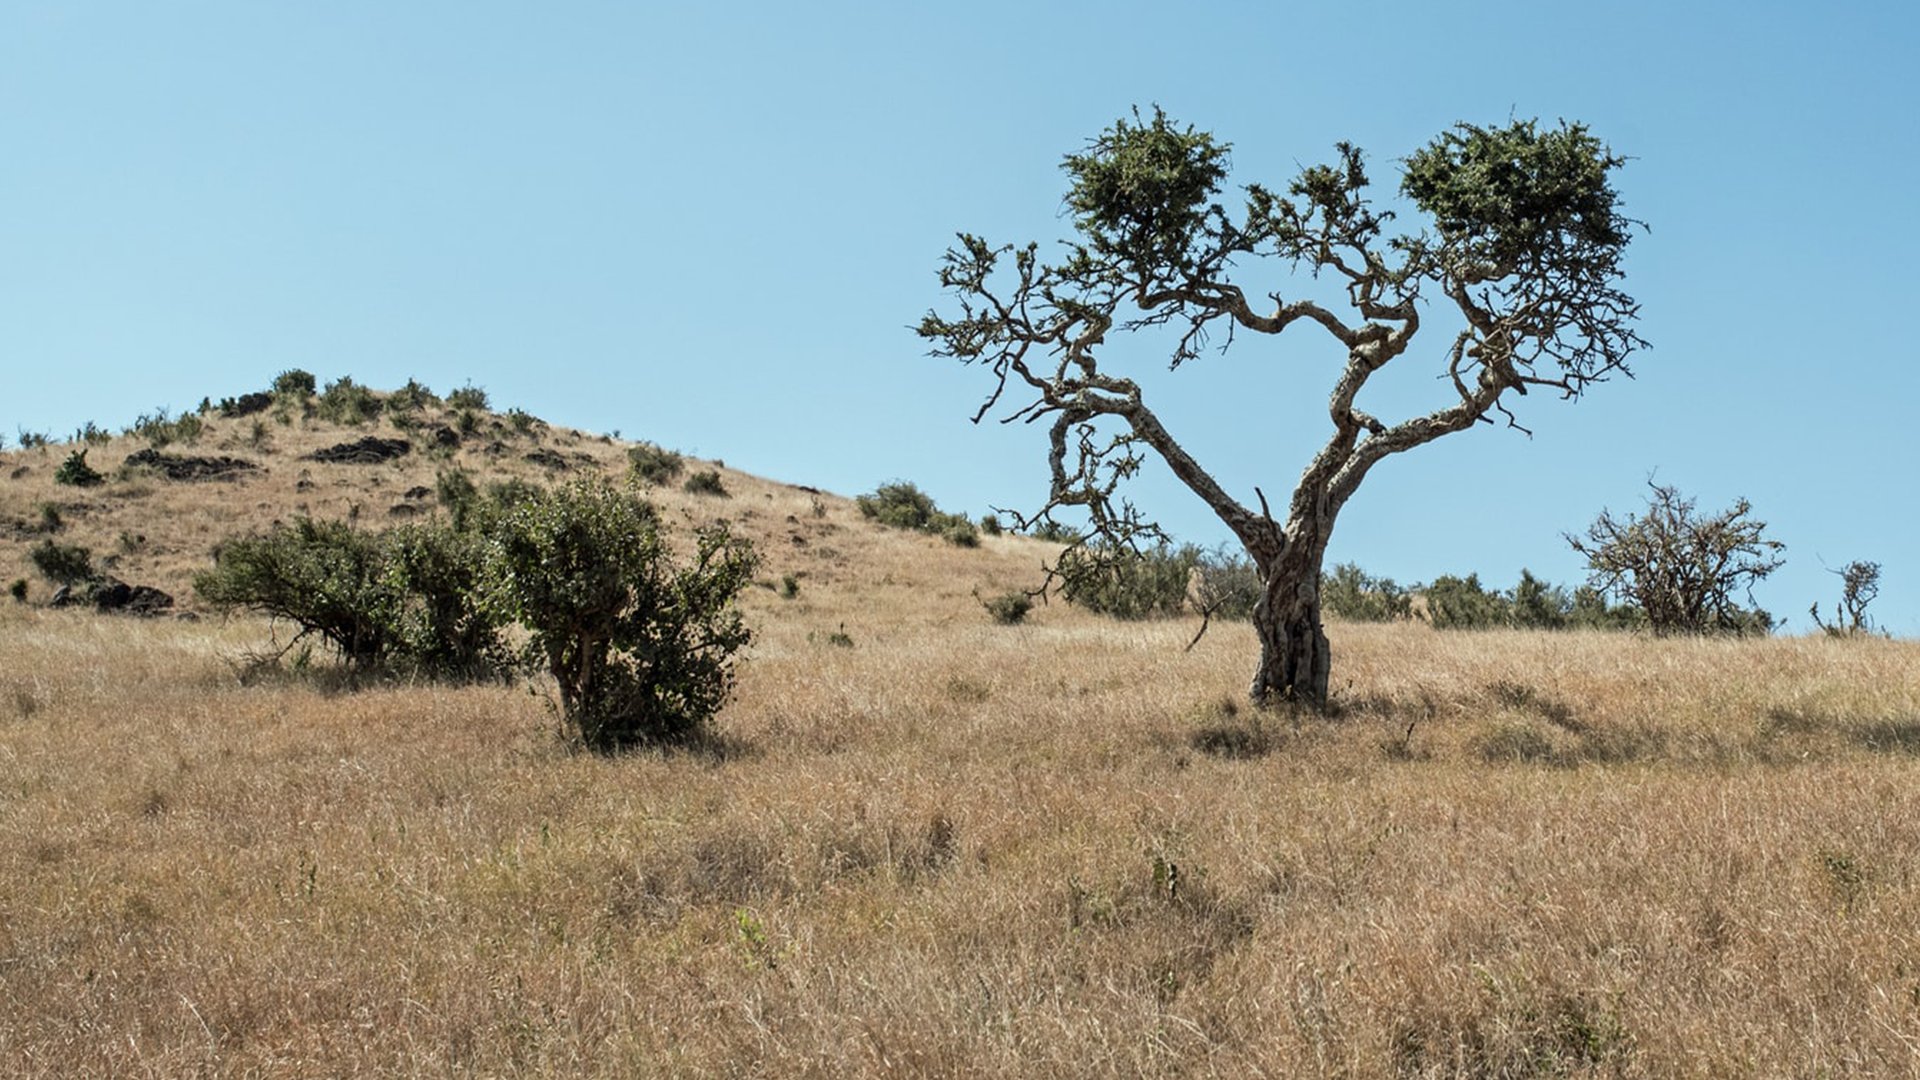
1,378,1916,1077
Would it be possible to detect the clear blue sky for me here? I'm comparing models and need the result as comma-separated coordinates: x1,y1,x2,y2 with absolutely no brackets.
5,2,1916,632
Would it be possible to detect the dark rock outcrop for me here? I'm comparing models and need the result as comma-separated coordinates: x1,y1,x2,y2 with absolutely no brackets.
305,437,412,464
123,448,260,480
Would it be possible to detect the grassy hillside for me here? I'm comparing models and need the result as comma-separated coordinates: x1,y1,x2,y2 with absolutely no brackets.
3,383,1919,1076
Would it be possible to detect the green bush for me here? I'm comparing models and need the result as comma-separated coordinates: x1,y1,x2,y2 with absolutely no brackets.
273,369,318,398
979,514,1002,536
29,539,95,586
1030,519,1080,543
436,468,480,530
54,449,105,487
446,383,490,412
937,513,979,547
627,442,685,485
1057,542,1196,619
857,482,981,546
505,408,543,437
8,579,26,603
857,481,938,530
128,408,204,448
1423,573,1510,630
316,376,379,426
1321,563,1413,622
195,518,503,679
1195,549,1262,621
1509,569,1572,630
71,421,110,445
683,469,729,497
387,378,437,415
982,590,1033,625
483,477,757,751
381,524,506,680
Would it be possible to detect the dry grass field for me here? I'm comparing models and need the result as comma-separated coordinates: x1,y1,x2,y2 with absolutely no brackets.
4,392,1920,1076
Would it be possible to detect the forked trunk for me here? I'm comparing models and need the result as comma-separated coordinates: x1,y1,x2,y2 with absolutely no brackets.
1249,534,1331,709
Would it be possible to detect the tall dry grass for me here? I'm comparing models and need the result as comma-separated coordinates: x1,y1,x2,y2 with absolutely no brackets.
4,399,1920,1076
5,592,1920,1076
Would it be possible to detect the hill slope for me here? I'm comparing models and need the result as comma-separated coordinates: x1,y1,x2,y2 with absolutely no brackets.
4,379,1920,1076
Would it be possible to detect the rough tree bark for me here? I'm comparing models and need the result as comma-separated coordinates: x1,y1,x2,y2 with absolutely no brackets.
921,110,1644,710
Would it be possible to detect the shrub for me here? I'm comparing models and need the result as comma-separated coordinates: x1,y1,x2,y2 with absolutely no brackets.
1508,569,1573,630
979,514,1002,536
505,408,543,437
1321,562,1413,622
627,442,685,485
937,513,979,547
380,524,507,680
387,378,437,415
483,477,756,751
54,449,104,487
1030,519,1081,543
316,376,379,426
38,504,62,532
446,383,489,412
195,518,503,679
1812,560,1883,637
857,481,938,530
683,469,729,497
857,482,981,545
1569,586,1642,631
129,408,203,448
982,590,1033,625
1568,482,1783,636
779,574,801,599
16,429,49,450
1423,573,1510,630
273,369,318,398
29,539,95,586
1195,548,1262,621
1057,542,1196,619
436,468,480,530
10,579,28,603
72,421,110,445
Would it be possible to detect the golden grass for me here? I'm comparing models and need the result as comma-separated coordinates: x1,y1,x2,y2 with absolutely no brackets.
5,403,1920,1076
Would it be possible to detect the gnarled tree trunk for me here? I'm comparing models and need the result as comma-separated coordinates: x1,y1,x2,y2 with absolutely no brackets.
1249,515,1332,708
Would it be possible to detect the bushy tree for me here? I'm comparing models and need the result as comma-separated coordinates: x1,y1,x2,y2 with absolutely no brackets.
54,449,104,487
1057,542,1197,619
29,539,95,587
856,481,979,546
195,518,502,678
483,477,756,751
922,109,1643,707
856,481,939,530
1811,560,1883,637
1321,563,1413,623
1567,482,1782,636
1423,573,1510,630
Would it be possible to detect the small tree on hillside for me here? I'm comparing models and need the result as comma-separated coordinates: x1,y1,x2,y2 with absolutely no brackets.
921,109,1644,707
1567,482,1783,636
1810,560,1883,637
484,477,757,751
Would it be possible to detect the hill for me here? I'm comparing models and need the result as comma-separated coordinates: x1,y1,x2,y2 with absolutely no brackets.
4,378,1920,1076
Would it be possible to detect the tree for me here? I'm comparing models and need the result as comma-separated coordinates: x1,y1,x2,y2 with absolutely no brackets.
1566,482,1783,636
483,477,756,751
1810,560,1882,637
195,517,503,678
920,109,1643,707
